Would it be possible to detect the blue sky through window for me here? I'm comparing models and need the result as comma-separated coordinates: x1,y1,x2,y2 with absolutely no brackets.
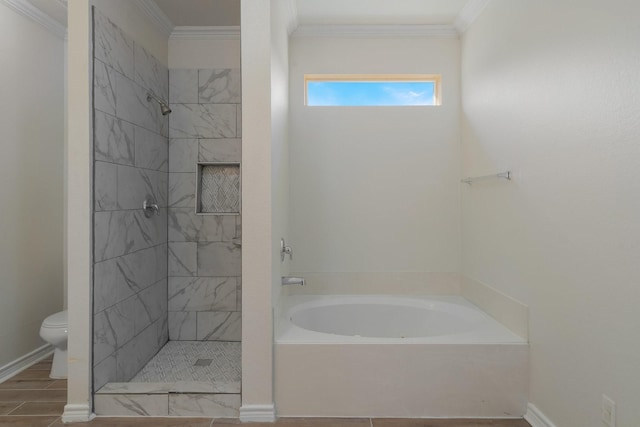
307,80,437,106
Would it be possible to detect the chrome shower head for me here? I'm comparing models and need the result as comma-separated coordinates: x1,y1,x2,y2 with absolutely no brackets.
146,93,172,115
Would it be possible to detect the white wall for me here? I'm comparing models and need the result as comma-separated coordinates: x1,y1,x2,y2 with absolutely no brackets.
461,1,640,426
169,38,240,69
240,0,274,416
289,36,461,278
270,0,292,308
0,2,65,368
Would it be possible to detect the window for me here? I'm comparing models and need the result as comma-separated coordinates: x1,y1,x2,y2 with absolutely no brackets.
305,74,441,107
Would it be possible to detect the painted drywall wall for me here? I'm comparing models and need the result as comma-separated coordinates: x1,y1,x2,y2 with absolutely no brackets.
240,0,274,417
169,38,240,69
0,2,65,368
461,1,640,426
289,36,461,277
270,0,292,310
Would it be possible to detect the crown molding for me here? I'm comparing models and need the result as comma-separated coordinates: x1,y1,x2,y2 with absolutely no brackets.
1,0,67,39
292,24,458,39
136,0,174,38
170,26,240,41
284,0,299,35
454,0,491,33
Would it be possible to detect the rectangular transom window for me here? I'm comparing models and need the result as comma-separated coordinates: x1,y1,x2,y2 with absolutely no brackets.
305,74,441,107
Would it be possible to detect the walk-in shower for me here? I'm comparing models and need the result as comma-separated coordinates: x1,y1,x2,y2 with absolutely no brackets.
91,6,242,417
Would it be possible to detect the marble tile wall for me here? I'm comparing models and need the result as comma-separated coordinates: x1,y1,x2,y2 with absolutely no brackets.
92,7,169,391
167,68,242,342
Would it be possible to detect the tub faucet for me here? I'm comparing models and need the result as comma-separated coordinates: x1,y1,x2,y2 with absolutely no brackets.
282,276,305,286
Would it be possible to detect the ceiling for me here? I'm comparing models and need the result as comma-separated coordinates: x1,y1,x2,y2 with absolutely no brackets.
23,0,475,32
295,0,470,26
153,0,240,27
151,0,470,28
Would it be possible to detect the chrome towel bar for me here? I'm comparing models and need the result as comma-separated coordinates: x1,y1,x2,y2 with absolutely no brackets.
461,171,511,185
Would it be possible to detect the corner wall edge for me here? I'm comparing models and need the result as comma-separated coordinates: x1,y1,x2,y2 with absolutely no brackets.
524,403,558,427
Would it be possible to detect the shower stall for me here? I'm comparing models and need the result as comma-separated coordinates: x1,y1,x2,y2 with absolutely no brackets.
90,6,242,417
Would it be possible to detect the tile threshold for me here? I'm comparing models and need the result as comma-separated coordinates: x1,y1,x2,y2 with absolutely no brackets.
98,381,239,394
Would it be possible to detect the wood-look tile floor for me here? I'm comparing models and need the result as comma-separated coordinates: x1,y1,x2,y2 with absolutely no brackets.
0,357,531,427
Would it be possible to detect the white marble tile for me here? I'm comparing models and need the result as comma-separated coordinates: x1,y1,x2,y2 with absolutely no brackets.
170,69,198,104
169,173,196,208
168,242,197,276
235,215,242,239
134,44,168,102
93,310,117,365
169,104,236,139
197,312,241,341
94,59,116,115
93,355,117,392
169,394,240,417
169,138,198,173
94,110,134,166
94,244,166,313
197,242,241,276
94,394,168,416
198,69,241,104
100,381,237,394
104,297,136,348
236,104,242,137
135,126,168,171
168,311,196,340
168,209,235,242
116,72,168,137
236,277,242,311
93,8,134,80
94,209,167,262
116,165,167,210
169,277,236,312
95,161,117,211
139,279,168,324
199,139,241,163
116,317,166,381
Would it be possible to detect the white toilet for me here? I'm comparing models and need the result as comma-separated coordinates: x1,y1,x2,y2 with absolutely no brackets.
39,310,68,379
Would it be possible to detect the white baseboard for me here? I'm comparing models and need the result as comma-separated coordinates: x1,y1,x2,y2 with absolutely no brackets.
240,404,276,422
62,404,95,423
525,403,557,427
0,344,53,383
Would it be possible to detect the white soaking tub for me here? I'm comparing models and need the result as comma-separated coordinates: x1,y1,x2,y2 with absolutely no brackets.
275,295,528,418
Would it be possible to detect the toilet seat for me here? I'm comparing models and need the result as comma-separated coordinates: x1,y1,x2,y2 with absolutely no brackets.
42,311,67,329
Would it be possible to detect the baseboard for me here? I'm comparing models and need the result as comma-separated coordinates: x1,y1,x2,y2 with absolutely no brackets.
0,344,53,383
239,404,276,422
524,403,557,427
62,404,95,423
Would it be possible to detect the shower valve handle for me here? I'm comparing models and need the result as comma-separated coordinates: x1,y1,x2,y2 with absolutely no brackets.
143,198,159,218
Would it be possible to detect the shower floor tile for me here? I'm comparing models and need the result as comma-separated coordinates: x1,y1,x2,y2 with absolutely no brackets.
129,341,240,393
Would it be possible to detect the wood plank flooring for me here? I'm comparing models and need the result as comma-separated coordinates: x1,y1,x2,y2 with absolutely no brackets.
0,356,531,427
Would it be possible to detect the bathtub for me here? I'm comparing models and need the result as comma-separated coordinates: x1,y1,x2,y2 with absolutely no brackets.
275,295,528,418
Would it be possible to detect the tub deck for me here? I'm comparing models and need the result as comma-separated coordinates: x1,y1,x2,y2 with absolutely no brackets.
275,295,528,418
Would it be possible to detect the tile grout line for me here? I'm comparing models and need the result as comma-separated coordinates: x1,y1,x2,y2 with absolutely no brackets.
47,416,62,427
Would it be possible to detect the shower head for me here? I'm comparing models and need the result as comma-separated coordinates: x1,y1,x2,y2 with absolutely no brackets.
146,93,172,115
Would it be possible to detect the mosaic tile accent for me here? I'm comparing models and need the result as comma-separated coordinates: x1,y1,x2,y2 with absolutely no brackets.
199,164,240,213
130,341,240,393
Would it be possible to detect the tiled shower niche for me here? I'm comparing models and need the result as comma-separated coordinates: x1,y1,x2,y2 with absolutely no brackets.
197,163,241,214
